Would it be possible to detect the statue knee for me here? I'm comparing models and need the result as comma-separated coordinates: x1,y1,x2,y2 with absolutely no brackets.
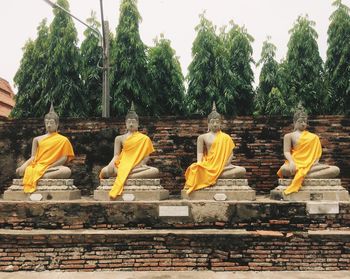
332,166,340,177
62,166,72,178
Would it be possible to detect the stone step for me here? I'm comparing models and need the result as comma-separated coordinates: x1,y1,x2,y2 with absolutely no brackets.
0,198,349,231
0,228,349,272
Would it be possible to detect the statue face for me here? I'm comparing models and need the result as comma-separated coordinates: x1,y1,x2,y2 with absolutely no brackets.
45,118,58,133
294,117,308,131
208,117,221,133
125,118,139,132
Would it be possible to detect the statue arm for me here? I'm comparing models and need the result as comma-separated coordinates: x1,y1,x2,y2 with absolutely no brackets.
283,134,296,174
107,136,122,172
226,152,233,166
197,135,204,162
16,137,38,175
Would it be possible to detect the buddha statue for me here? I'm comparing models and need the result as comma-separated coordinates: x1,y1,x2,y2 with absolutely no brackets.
184,102,246,194
100,102,159,199
277,103,340,195
15,104,75,193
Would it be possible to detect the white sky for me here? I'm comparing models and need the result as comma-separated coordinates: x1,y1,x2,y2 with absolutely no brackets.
1,0,349,93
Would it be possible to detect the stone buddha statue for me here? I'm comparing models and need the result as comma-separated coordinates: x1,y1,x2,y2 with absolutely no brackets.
184,102,246,194
100,102,159,198
15,104,75,193
277,104,340,195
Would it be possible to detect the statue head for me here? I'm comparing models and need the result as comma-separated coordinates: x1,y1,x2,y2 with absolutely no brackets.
293,102,308,131
44,103,59,133
207,102,221,133
125,101,139,133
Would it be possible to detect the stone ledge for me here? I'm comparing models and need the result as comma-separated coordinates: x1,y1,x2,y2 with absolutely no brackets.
0,228,252,236
279,179,341,186
99,179,161,187
12,179,75,187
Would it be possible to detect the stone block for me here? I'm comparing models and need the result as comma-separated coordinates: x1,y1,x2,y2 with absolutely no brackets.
181,179,255,201
3,179,81,201
94,178,169,201
270,179,349,202
306,202,340,214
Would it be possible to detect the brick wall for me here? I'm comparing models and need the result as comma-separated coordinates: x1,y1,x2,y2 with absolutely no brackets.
1,116,349,195
0,200,349,231
0,230,349,271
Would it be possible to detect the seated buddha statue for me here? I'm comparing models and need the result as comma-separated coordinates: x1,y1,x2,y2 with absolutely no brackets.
277,103,340,195
15,104,75,193
184,102,246,194
99,102,159,198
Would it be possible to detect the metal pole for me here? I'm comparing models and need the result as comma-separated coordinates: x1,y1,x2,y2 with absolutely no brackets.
100,0,110,118
102,21,110,118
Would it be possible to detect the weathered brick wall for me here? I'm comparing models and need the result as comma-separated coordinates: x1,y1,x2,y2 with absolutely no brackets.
0,200,349,231
0,230,349,271
1,115,349,195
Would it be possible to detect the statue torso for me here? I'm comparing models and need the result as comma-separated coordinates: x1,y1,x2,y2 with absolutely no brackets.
201,132,218,153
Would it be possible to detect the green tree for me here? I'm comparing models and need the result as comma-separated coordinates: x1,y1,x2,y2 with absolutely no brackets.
186,14,236,115
264,87,289,115
11,20,50,118
285,15,326,114
80,11,102,116
148,35,185,115
110,0,150,115
225,22,255,115
325,0,350,114
45,0,87,117
255,37,279,115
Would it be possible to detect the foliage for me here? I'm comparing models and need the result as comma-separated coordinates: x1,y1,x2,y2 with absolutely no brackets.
11,20,50,118
325,0,350,114
80,11,103,116
148,35,185,115
225,22,255,115
255,38,279,115
285,15,326,114
264,87,289,115
110,0,150,116
44,0,88,117
186,14,237,116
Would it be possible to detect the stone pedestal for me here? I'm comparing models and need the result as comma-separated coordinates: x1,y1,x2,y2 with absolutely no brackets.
3,179,81,201
270,179,349,201
181,179,256,201
94,179,169,201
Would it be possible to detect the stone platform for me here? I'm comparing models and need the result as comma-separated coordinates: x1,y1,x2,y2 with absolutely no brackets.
3,179,81,201
181,179,256,201
270,179,349,201
94,178,169,201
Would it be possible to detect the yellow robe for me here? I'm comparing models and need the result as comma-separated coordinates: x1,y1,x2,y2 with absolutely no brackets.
109,132,155,198
184,131,235,194
23,132,74,193
277,130,322,195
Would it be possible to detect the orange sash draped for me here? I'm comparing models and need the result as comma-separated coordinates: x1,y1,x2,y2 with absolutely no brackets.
23,132,74,193
184,131,235,194
277,131,322,195
109,132,155,198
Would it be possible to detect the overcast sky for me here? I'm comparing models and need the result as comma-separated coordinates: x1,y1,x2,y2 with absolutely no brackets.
1,0,348,93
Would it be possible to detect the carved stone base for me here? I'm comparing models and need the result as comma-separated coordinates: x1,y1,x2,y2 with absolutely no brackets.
94,179,169,201
3,179,81,201
181,179,256,201
270,179,349,201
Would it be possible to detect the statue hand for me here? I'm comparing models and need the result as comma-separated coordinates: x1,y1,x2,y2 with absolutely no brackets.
289,162,296,175
107,163,115,175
